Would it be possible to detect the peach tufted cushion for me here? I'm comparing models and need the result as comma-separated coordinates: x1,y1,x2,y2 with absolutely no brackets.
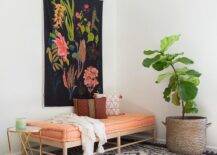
28,113,155,142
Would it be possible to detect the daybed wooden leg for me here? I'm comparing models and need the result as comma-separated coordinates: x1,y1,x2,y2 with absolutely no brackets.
117,136,121,154
63,146,68,155
153,128,157,142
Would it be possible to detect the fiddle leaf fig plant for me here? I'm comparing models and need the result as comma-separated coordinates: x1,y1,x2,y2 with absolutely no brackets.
142,35,201,118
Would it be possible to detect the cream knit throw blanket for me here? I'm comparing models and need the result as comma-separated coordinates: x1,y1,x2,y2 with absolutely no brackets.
50,113,107,155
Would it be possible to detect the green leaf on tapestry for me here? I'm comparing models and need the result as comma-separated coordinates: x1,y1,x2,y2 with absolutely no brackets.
53,55,59,62
71,0,75,17
65,58,70,65
59,59,64,66
52,65,56,71
53,50,58,57
49,32,56,39
56,63,63,69
62,0,74,41
95,35,99,44
54,63,59,70
160,34,180,52
87,33,95,42
65,17,74,41
174,57,194,65
80,25,85,34
51,0,56,5
61,0,74,20
86,26,91,33
72,53,79,60
51,43,56,50
47,50,53,63
178,81,198,101
46,47,51,54
65,17,70,32
142,54,161,68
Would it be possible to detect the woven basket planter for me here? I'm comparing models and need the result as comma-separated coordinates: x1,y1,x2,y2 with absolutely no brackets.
164,116,210,155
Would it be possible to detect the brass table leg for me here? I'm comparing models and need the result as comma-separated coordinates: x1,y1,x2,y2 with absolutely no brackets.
7,128,42,155
23,133,33,155
7,130,12,155
39,130,42,155
20,133,28,155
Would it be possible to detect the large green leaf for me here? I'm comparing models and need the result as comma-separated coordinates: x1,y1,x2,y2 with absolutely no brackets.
169,75,178,91
163,74,178,102
143,50,159,55
160,34,180,52
178,81,198,101
163,87,172,102
152,60,170,71
176,67,189,75
188,77,200,86
156,72,173,83
165,53,183,61
186,70,201,77
172,91,180,106
179,75,200,86
184,100,198,113
174,57,194,65
142,55,161,68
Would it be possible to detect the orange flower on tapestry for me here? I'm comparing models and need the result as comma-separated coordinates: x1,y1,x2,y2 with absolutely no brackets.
53,3,65,29
53,33,69,60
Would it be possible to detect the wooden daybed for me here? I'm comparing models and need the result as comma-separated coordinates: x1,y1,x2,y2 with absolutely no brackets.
28,113,156,155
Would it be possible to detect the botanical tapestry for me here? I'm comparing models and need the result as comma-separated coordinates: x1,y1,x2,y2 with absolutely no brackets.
44,0,103,107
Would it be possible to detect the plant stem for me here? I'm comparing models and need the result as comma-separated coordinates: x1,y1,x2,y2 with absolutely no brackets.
170,63,185,119
181,101,185,119
170,64,178,76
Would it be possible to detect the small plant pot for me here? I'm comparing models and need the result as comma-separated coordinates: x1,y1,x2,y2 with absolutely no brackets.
163,116,211,155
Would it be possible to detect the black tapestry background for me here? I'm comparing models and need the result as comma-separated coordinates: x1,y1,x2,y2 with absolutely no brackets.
44,0,103,107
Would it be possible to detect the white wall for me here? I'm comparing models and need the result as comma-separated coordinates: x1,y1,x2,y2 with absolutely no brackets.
0,0,117,154
1,0,217,153
116,0,217,148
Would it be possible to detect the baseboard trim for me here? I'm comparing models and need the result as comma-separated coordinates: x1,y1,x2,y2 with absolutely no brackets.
157,138,217,152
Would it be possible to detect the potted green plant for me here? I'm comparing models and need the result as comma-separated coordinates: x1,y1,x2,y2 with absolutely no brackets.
142,35,210,155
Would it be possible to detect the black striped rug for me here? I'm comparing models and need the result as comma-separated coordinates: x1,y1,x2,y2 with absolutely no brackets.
52,142,217,155
104,143,217,155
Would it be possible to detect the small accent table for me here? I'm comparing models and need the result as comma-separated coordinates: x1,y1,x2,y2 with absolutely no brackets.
7,126,42,155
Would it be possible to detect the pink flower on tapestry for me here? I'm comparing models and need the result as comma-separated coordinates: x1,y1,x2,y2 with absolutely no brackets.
83,66,99,93
84,4,90,10
53,33,69,60
75,12,81,19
